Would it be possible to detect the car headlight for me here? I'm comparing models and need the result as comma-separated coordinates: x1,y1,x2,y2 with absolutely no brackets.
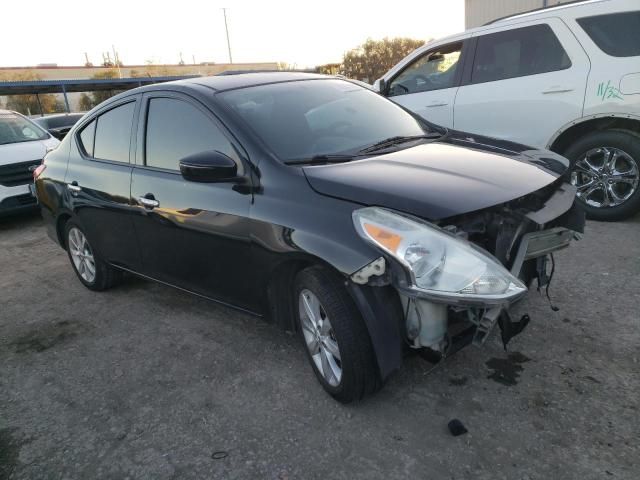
352,207,526,303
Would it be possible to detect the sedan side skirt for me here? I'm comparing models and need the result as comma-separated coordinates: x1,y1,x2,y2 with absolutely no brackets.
111,264,263,318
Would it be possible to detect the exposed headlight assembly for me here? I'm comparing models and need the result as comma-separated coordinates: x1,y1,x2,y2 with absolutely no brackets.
352,207,527,305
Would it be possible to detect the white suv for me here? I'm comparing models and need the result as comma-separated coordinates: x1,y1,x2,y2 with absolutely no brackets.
375,0,640,221
0,110,59,216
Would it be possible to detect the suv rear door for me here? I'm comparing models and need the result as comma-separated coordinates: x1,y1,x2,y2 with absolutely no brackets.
571,8,640,119
383,38,470,128
453,18,590,148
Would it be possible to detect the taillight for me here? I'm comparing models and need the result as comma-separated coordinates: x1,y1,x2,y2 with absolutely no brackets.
33,163,46,180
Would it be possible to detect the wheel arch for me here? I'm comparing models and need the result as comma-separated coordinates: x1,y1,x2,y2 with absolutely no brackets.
265,255,319,331
55,210,73,249
266,254,405,383
548,114,640,154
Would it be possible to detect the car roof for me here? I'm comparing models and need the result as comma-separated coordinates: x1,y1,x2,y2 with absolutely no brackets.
169,72,331,93
32,113,84,120
486,0,610,25
0,109,16,115
423,0,611,44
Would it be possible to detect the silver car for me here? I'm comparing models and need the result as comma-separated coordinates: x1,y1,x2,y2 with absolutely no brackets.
0,109,59,216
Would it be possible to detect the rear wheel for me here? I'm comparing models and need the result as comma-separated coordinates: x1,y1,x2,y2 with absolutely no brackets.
64,220,122,291
295,266,380,403
564,130,640,221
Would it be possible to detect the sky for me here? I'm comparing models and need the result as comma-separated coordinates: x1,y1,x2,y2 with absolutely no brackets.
1,0,465,68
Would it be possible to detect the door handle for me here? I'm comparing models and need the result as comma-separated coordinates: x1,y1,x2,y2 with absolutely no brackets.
67,182,81,193
426,101,448,107
138,194,159,209
542,86,574,94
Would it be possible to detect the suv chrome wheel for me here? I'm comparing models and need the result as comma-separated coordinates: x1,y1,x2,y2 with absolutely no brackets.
299,289,342,387
68,227,96,283
571,147,639,208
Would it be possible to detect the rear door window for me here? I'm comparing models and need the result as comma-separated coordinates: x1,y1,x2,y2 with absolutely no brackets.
471,24,571,84
93,102,135,163
577,11,640,57
144,97,239,171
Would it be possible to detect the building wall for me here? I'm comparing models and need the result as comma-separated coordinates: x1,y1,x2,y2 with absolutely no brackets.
464,0,573,28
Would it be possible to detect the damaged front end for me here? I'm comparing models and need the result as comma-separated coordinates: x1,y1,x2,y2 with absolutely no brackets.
351,180,585,360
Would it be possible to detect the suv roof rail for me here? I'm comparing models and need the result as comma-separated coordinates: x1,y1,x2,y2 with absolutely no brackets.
483,0,599,26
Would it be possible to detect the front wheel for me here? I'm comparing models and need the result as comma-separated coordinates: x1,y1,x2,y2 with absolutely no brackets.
564,130,640,221
295,266,380,403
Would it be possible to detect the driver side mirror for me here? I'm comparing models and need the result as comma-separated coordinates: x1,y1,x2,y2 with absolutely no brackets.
374,78,387,96
179,150,238,183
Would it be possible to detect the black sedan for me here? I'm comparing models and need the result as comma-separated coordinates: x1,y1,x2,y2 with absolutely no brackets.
35,73,584,402
32,113,85,140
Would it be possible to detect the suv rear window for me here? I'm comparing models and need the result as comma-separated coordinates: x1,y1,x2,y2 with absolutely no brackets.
577,11,640,57
471,24,571,84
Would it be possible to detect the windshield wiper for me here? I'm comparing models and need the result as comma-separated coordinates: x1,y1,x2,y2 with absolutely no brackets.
358,132,443,154
284,154,362,166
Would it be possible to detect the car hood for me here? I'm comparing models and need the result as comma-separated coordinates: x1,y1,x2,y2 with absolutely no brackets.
0,138,59,166
302,133,569,220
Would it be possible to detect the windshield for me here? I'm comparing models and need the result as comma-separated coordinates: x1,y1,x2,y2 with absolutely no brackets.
220,79,429,161
0,113,49,145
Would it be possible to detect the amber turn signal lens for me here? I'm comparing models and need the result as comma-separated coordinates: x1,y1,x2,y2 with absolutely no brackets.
363,223,403,252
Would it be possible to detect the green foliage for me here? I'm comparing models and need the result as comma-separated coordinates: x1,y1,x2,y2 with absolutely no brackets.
79,69,122,110
0,71,62,115
342,37,426,82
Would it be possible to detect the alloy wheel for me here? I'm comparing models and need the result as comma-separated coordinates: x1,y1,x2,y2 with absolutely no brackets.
68,227,96,283
571,147,639,208
299,289,342,387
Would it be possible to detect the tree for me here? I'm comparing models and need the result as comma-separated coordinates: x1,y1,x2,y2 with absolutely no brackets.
316,63,341,75
341,37,427,83
130,61,180,78
78,93,94,111
78,69,121,110
0,71,62,115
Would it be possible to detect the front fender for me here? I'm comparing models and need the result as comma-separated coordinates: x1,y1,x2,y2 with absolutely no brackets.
346,282,404,382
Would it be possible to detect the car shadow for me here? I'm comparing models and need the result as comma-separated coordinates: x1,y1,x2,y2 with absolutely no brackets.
0,210,42,232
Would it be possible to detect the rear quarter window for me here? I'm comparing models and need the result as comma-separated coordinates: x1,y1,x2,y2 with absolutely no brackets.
577,11,640,57
78,120,96,156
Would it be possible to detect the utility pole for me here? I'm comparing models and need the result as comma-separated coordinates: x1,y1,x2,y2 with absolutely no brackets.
222,8,233,64
112,45,123,78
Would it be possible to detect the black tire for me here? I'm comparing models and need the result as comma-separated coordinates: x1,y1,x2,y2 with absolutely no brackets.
64,220,122,291
294,265,380,403
563,129,640,221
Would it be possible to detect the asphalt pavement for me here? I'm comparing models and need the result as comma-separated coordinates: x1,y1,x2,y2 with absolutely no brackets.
1,211,638,479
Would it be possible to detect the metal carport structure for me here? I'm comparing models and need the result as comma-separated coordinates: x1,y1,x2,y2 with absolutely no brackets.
0,75,200,114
